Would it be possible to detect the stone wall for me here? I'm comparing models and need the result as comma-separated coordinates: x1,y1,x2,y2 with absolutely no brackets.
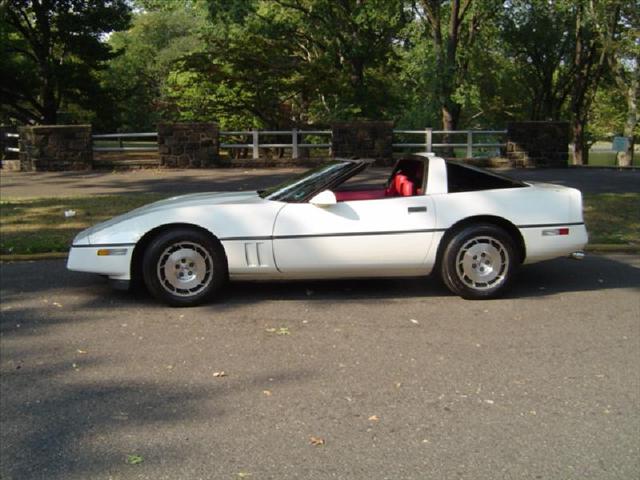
158,122,219,168
18,125,92,171
331,121,394,161
506,121,569,167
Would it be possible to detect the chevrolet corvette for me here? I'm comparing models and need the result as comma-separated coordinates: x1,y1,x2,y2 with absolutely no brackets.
67,154,588,306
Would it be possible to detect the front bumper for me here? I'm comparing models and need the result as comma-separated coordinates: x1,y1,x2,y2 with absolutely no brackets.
67,244,134,280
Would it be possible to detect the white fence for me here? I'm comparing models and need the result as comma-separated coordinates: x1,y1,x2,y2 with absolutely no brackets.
394,129,506,158
220,129,332,159
3,129,507,159
88,128,507,159
92,132,158,152
3,132,19,154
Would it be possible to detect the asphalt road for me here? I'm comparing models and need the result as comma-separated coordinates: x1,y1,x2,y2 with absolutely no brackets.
1,254,639,479
1,166,639,198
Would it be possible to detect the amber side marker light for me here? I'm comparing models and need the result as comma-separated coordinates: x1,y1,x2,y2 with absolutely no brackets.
97,248,128,256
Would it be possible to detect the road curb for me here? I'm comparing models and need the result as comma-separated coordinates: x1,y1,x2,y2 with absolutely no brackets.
585,244,640,253
1,244,638,263
0,252,68,262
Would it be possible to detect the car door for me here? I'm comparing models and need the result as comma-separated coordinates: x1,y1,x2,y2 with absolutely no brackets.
272,194,437,275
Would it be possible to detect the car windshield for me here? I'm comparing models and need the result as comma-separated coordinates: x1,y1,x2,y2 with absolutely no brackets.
259,161,355,202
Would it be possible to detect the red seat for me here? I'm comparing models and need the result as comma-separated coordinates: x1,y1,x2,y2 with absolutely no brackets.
385,173,416,197
394,174,408,194
401,179,414,196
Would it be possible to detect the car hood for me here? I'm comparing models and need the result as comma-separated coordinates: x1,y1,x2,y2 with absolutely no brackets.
75,191,265,243
142,191,264,210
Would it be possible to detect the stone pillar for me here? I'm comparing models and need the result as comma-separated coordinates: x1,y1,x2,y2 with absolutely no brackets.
18,125,93,171
331,121,394,161
158,122,219,168
506,121,569,167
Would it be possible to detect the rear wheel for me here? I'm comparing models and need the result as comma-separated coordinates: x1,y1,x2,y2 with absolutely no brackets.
142,228,227,307
441,224,517,299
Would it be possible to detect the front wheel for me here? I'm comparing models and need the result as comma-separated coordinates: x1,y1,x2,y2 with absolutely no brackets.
440,224,518,300
142,228,227,307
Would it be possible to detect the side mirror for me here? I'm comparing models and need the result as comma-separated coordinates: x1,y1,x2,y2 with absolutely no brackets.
309,190,337,207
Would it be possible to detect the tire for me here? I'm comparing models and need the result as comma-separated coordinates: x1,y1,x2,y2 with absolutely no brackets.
142,228,227,307
440,223,518,300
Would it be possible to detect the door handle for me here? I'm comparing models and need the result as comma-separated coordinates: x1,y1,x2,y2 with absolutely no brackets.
408,206,427,213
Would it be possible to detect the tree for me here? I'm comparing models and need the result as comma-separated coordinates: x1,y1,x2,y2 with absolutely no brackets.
164,0,407,128
499,0,626,164
608,2,638,166
0,0,130,125
416,0,498,131
569,0,621,165
269,0,408,121
100,1,207,131
499,0,575,121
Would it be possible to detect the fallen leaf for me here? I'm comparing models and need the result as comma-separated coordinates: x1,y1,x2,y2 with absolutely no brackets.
266,327,290,336
262,390,272,396
368,415,380,422
309,436,325,446
213,371,227,378
126,454,144,465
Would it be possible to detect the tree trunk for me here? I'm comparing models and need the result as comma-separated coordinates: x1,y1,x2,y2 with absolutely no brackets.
442,104,457,131
572,118,588,166
617,70,637,166
41,81,57,124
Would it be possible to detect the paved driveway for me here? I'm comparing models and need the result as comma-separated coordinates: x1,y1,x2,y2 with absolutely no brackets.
1,254,638,479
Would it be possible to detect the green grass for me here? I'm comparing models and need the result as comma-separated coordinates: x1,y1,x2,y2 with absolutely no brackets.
0,192,637,255
583,193,640,245
0,194,167,255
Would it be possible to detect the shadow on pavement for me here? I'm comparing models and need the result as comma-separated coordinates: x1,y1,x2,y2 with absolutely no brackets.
1,254,638,312
0,310,313,479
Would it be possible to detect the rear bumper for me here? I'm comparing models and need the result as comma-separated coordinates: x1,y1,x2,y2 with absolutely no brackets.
521,223,588,264
67,244,133,280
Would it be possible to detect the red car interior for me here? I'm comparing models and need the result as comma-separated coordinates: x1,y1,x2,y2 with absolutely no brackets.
334,189,388,201
335,172,417,202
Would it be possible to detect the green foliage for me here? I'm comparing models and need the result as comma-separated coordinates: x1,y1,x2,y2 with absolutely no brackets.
98,1,208,131
498,0,575,120
0,0,633,147
169,0,409,127
0,0,131,125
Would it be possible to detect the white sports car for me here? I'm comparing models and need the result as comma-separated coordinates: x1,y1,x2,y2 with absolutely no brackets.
67,154,587,306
